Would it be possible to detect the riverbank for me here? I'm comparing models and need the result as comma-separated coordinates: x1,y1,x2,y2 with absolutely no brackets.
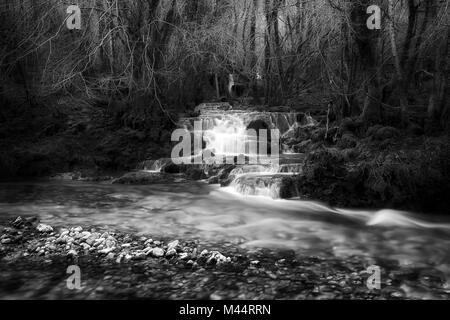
1,216,449,300
1,96,449,214
111,123,450,215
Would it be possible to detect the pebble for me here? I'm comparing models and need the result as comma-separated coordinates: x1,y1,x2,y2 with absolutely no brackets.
167,240,180,251
206,251,229,265
133,252,147,260
165,248,177,257
98,247,115,254
37,224,53,233
60,230,69,237
81,231,91,239
186,260,194,266
150,248,165,257
210,293,223,300
179,253,189,260
1,238,11,244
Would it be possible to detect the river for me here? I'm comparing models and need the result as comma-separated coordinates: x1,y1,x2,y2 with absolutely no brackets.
1,180,449,281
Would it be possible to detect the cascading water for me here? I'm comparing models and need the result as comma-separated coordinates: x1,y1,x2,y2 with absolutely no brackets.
14,104,443,297
202,115,249,156
181,106,316,199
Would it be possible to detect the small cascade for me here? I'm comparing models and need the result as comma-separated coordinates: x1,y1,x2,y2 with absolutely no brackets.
176,104,314,199
137,159,172,172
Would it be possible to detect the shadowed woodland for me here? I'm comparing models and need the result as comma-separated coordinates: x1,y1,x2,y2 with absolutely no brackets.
2,0,450,302
0,0,449,212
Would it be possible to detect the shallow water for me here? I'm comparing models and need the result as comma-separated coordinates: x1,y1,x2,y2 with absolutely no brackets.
1,180,450,277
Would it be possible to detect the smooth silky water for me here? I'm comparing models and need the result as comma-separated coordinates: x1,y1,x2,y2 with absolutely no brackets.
2,109,450,294
1,180,450,279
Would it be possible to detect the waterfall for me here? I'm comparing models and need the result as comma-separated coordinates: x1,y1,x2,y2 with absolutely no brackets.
177,106,312,199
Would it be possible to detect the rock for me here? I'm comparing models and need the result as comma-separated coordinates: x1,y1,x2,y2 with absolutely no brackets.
133,252,147,260
80,243,91,251
167,240,180,252
206,251,229,265
37,224,53,233
185,167,207,180
165,248,177,257
200,249,209,257
98,248,115,254
85,236,97,246
100,232,109,239
232,174,299,199
11,216,25,229
250,260,260,266
186,260,194,266
210,293,223,300
67,249,78,256
80,231,91,239
149,248,165,257
73,226,83,233
179,253,189,260
191,248,198,259
1,238,11,244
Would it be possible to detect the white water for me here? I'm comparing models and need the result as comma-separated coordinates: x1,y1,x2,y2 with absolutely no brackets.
0,181,449,276
180,111,309,157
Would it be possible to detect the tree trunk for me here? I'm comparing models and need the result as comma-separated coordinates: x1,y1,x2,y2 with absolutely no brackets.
388,0,409,125
350,0,381,124
427,25,450,131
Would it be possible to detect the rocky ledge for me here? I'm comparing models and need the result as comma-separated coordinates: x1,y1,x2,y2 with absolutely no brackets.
1,216,449,300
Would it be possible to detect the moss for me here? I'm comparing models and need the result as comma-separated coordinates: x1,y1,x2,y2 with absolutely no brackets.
298,135,450,213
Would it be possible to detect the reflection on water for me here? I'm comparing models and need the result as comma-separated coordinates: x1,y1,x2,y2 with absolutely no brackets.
0,180,450,276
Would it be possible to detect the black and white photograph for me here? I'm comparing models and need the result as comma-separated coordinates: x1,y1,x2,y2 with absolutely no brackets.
0,0,449,308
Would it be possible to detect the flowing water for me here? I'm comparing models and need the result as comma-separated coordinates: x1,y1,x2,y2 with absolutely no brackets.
1,107,450,290
1,180,450,279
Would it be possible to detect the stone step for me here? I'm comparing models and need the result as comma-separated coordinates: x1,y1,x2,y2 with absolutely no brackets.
231,174,299,199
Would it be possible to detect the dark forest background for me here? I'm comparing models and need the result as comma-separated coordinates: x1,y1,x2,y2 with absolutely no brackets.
0,0,449,207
